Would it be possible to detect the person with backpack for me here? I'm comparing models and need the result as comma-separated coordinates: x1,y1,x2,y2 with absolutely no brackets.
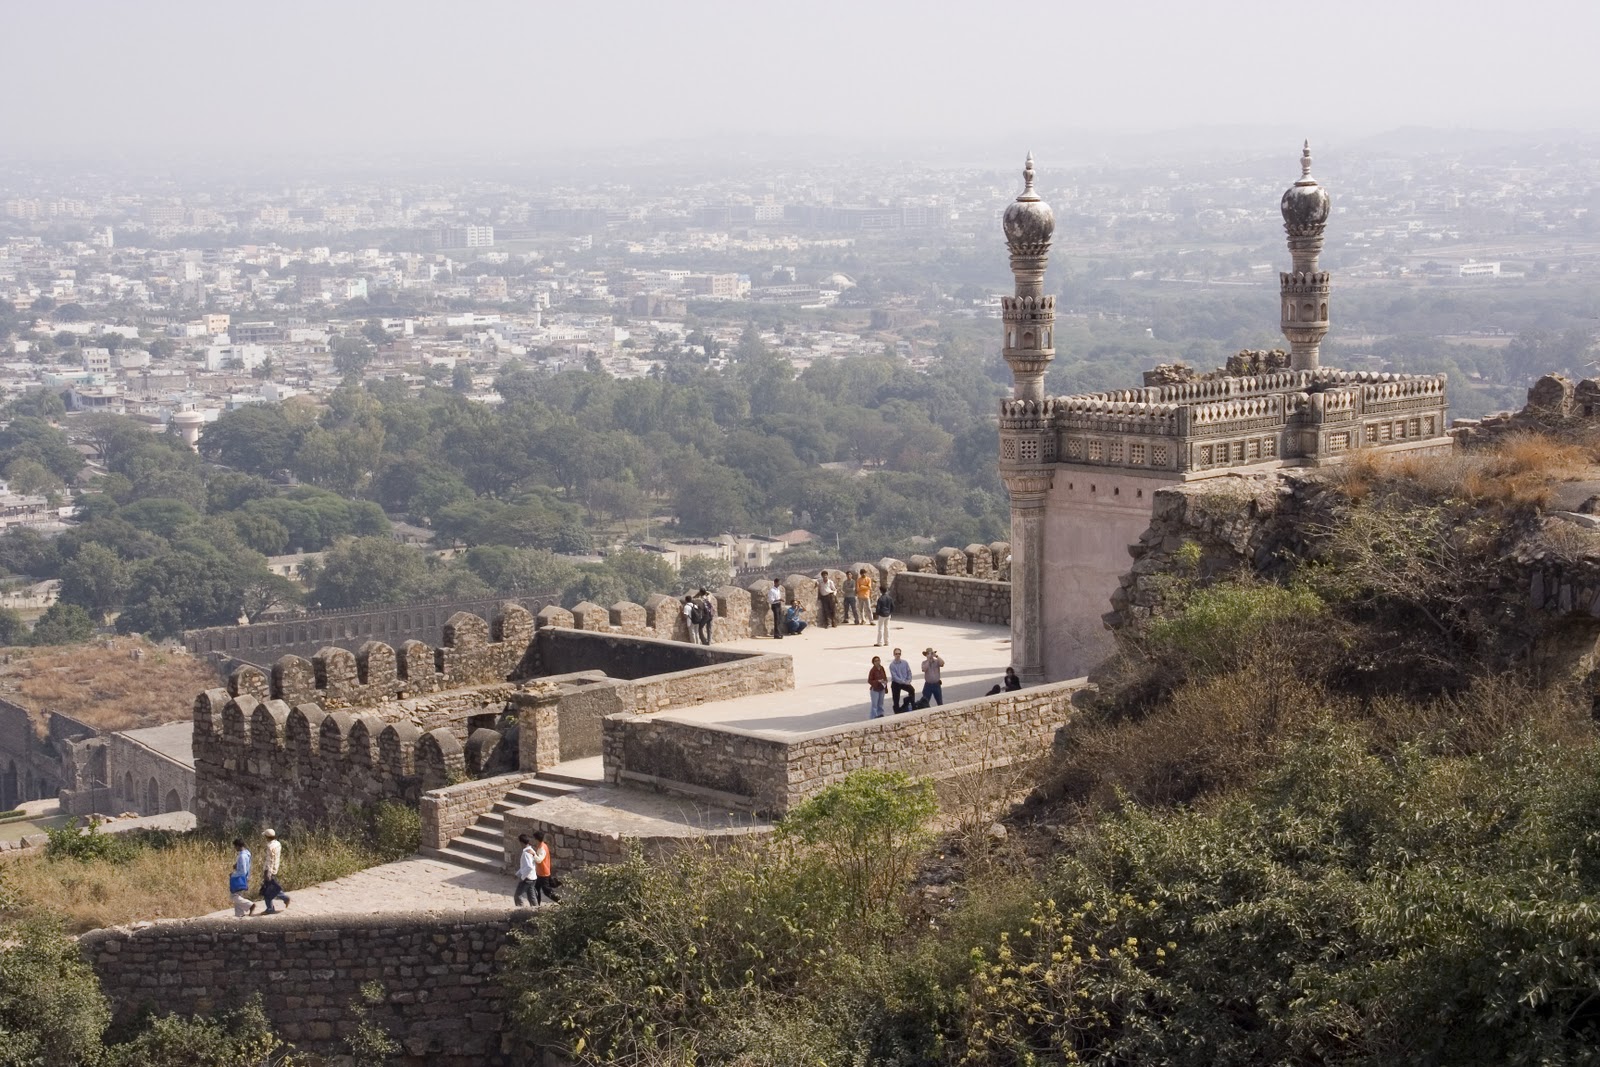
690,588,715,645
682,595,700,643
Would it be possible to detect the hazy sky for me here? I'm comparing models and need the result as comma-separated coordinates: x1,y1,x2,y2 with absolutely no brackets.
5,0,1598,160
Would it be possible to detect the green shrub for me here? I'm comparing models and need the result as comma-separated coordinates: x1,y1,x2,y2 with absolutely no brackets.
44,816,137,863
0,868,111,1067
781,768,937,933
103,997,302,1066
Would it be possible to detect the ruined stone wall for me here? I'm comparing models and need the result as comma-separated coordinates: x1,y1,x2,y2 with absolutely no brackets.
0,700,71,811
601,680,1084,817
1452,373,1600,451
102,731,192,817
81,912,531,1066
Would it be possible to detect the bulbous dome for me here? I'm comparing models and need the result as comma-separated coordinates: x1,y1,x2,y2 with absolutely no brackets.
1281,140,1330,228
1004,153,1055,255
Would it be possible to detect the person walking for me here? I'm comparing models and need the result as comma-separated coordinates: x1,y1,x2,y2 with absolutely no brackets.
260,828,290,913
514,833,538,907
532,831,560,905
868,655,888,718
817,571,838,628
921,648,945,707
888,647,915,713
767,579,785,639
854,569,874,626
874,586,894,646
230,838,255,917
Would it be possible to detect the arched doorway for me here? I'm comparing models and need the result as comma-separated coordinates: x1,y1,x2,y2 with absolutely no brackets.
163,789,182,814
123,771,134,806
145,778,158,815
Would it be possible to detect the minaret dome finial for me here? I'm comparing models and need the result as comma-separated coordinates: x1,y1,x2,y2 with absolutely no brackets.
1301,140,1313,181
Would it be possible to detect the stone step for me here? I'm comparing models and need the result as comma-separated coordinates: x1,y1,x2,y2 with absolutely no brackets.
460,825,501,847
537,768,606,788
475,811,506,830
442,835,503,865
421,844,502,874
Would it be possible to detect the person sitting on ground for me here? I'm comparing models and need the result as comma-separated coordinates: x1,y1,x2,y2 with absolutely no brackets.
784,603,807,635
1004,666,1022,692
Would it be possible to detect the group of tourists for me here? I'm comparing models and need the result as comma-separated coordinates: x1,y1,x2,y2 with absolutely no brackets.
775,570,894,642
866,653,1022,718
228,828,291,917
867,647,944,718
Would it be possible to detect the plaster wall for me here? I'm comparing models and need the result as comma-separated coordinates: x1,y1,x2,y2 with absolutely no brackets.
1039,467,1177,679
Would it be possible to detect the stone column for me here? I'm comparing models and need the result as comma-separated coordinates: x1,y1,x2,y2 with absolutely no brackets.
1003,471,1052,684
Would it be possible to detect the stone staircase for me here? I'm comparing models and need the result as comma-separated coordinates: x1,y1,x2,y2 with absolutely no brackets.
425,772,591,874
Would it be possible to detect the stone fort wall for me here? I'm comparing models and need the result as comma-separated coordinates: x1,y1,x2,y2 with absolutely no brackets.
80,911,531,1066
183,591,560,666
192,551,1012,830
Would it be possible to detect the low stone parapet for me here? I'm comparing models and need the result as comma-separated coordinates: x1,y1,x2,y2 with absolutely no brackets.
602,677,1086,817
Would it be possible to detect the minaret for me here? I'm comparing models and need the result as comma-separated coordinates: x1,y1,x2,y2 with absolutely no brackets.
1001,153,1056,400
998,154,1056,683
1279,141,1332,371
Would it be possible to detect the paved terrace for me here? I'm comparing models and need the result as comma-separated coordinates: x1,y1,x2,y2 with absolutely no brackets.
655,615,1015,736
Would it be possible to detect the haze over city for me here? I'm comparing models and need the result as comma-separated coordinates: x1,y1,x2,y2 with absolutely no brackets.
5,0,1600,162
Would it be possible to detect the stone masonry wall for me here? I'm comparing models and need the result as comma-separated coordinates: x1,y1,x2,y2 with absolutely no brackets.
81,911,531,1066
418,770,528,850
602,679,1085,817
890,572,1011,625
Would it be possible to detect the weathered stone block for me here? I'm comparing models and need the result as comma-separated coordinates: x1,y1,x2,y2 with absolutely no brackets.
569,601,609,632
608,601,646,633
535,605,574,630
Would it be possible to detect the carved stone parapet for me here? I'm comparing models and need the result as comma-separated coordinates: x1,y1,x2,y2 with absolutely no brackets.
1279,271,1330,295
1000,467,1054,498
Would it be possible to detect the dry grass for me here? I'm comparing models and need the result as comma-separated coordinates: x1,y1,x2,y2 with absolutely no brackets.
1327,433,1592,511
0,638,222,734
0,826,387,933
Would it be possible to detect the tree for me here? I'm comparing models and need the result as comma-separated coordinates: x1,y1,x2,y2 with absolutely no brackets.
677,555,732,593
58,543,130,621
31,602,95,645
312,537,431,610
780,768,936,930
115,541,278,639
332,337,376,378
198,405,301,476
0,607,27,647
3,458,62,497
4,389,65,421
599,549,676,604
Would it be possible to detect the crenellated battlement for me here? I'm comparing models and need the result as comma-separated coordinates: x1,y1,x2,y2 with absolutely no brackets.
223,604,536,709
